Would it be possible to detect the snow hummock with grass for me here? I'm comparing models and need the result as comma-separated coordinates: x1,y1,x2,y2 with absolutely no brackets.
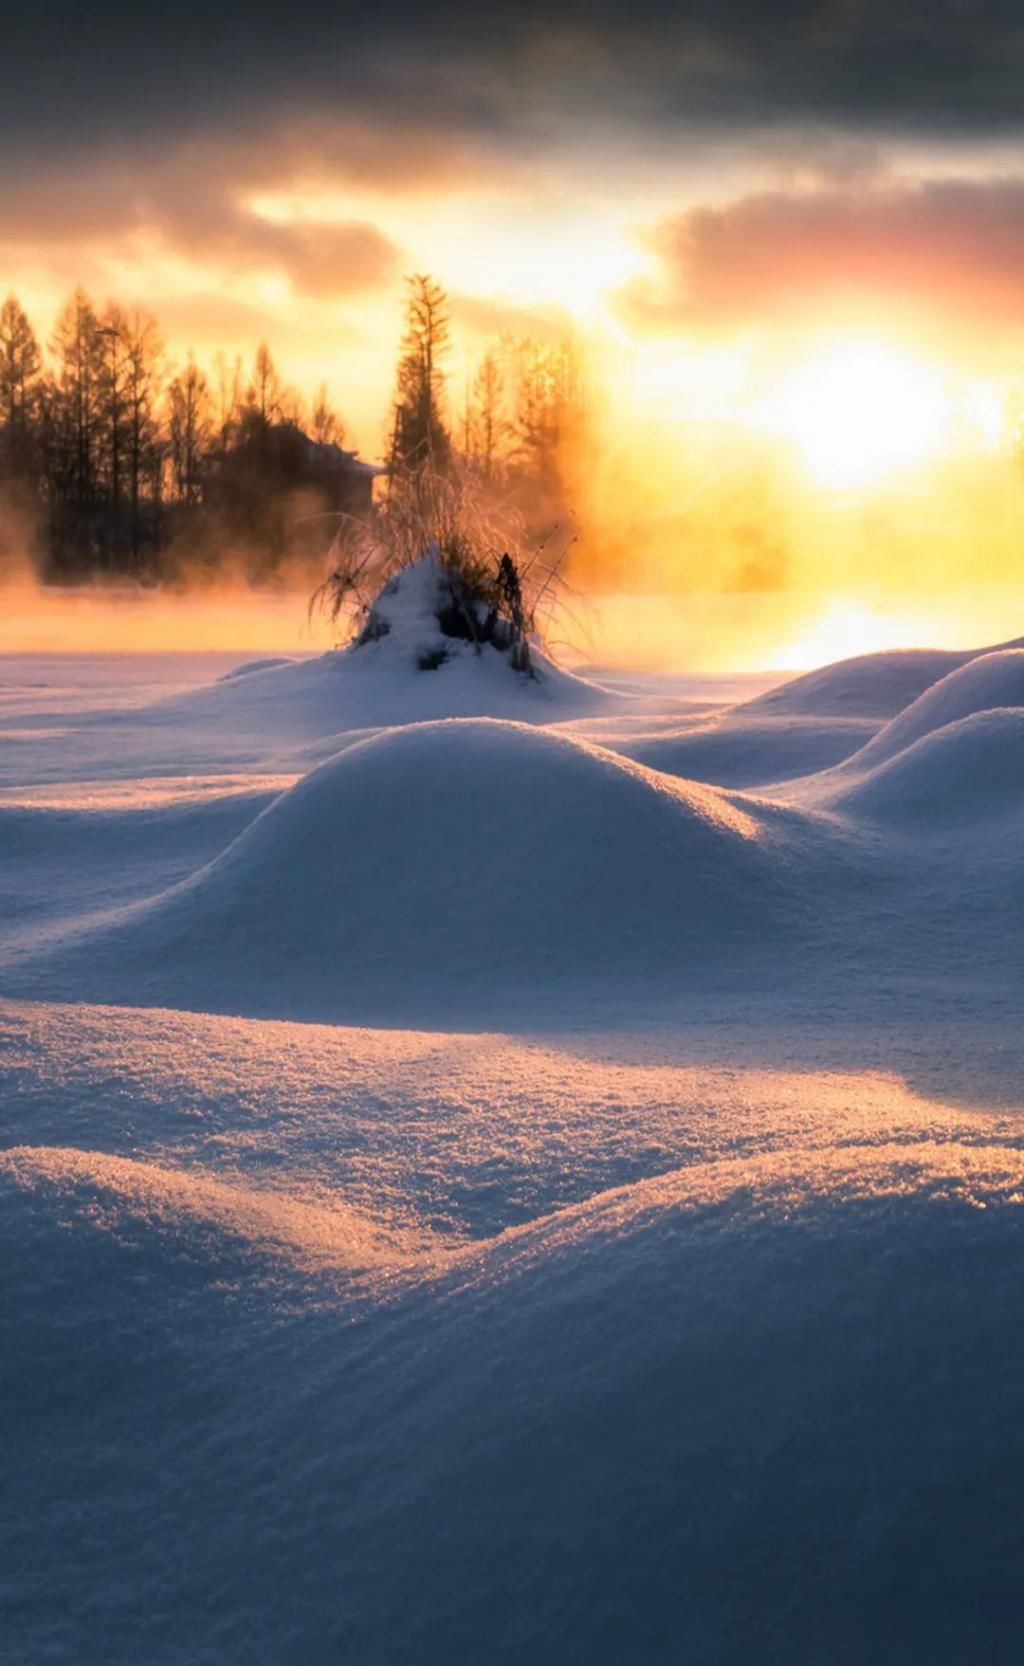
5,585,1024,1664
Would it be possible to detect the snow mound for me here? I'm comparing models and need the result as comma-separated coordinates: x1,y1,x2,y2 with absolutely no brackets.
6,721,818,1022
349,551,595,693
8,1132,1024,1663
844,648,1024,771
743,646,973,718
151,614,612,750
0,790,277,939
615,714,876,787
2,1145,411,1276
745,633,1024,721
217,656,297,681
827,708,1024,828
357,550,482,664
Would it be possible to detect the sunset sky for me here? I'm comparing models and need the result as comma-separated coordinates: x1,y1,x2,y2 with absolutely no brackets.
9,2,1024,661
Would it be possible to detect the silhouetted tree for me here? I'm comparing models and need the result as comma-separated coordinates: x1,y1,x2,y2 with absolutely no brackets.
469,350,507,478
311,381,343,446
389,273,451,474
247,341,283,427
0,293,42,481
0,287,372,579
122,311,165,562
213,351,244,449
47,288,104,512
96,303,127,550
511,336,586,506
169,357,212,504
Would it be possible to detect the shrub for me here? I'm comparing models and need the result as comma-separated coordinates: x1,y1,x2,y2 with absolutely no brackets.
309,465,574,676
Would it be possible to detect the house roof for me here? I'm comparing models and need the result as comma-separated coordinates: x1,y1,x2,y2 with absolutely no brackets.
305,435,387,478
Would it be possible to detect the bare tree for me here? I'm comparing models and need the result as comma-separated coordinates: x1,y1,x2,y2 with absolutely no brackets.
97,303,128,548
48,287,104,508
0,282,459,579
247,341,283,426
512,336,585,490
311,381,344,446
121,310,165,563
168,356,212,504
213,352,244,448
0,293,42,481
470,350,506,478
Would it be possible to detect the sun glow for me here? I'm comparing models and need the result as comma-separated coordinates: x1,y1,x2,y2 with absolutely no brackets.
761,340,952,489
775,599,943,671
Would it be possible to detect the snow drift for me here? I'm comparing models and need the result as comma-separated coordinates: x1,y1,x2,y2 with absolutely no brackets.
6,720,826,1022
9,648,1024,1024
779,649,1024,833
7,627,1024,1665
153,638,611,742
744,634,1024,720
827,707,1024,829
7,1123,1024,1665
615,713,877,786
841,648,1024,771
153,556,613,751
0,788,277,939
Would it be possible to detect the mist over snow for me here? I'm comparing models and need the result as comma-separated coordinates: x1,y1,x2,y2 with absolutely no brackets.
5,595,1024,1663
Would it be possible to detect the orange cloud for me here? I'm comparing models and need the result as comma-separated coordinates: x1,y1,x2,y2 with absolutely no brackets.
0,114,509,306
0,167,401,304
620,178,1024,341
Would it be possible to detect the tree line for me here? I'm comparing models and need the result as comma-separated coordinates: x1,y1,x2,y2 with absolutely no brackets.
0,274,586,582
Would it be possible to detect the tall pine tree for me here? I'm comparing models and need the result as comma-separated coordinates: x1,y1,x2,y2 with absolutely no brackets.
389,274,451,474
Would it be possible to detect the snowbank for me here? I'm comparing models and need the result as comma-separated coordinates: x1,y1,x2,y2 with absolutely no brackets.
5,720,822,1021
745,635,1023,720
10,663,1024,1024
0,788,277,940
843,648,1024,770
614,713,877,786
153,555,613,744
152,624,613,749
827,707,1024,829
7,1122,1024,1665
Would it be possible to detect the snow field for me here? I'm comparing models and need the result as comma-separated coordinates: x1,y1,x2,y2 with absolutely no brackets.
4,593,1024,1662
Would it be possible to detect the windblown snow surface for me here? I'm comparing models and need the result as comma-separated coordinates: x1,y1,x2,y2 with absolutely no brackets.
5,605,1024,1664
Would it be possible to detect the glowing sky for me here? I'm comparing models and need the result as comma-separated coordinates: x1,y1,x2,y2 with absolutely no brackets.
6,5,1024,439
9,3,1024,662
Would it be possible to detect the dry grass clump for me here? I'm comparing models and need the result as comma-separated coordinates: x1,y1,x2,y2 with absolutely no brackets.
309,466,577,675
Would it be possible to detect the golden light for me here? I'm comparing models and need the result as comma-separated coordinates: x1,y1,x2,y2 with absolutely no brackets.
760,340,952,489
627,341,751,421
246,187,645,324
775,599,945,671
962,378,1006,451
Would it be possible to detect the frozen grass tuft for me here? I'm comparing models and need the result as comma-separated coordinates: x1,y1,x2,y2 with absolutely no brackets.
309,465,579,675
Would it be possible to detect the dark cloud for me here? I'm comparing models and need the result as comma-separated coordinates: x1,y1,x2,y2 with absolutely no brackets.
7,3,1024,168
10,3,1024,332
620,177,1024,333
